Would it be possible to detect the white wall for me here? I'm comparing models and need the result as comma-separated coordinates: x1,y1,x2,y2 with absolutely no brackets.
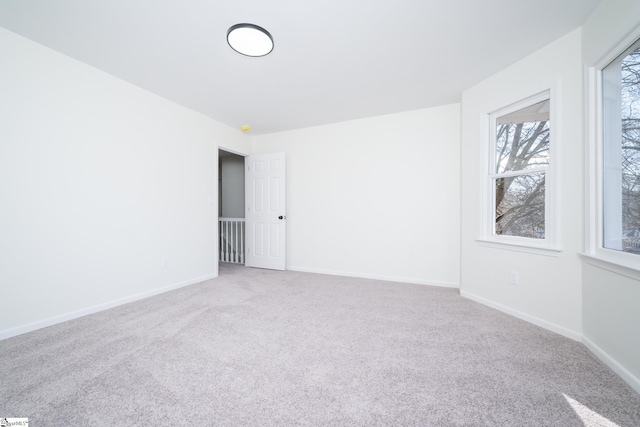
582,264,640,387
220,154,245,218
460,29,584,339
581,0,640,389
0,28,250,338
252,105,460,286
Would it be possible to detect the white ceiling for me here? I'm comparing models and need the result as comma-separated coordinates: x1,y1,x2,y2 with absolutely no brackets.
0,0,600,135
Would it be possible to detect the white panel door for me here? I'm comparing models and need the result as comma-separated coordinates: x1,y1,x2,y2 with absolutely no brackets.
245,153,286,270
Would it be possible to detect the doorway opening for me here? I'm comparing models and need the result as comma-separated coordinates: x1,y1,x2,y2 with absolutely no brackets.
218,149,245,266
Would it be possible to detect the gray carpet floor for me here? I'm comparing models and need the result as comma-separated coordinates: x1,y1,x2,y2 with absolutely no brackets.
1,263,639,426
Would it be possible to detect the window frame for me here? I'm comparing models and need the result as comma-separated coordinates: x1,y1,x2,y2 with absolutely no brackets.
478,90,560,255
585,29,640,276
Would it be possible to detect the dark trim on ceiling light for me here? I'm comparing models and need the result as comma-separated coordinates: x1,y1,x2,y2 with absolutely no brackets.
227,23,274,57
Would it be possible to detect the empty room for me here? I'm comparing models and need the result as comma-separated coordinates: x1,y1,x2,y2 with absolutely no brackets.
1,0,640,425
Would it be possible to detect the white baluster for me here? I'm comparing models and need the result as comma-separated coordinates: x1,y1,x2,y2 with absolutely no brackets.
239,222,244,264
226,219,230,263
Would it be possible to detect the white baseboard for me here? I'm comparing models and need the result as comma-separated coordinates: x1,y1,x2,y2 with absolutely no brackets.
0,273,217,341
287,265,459,288
459,290,582,342
583,336,640,394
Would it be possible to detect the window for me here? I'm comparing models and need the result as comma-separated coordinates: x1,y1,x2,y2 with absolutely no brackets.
484,92,554,250
603,38,640,255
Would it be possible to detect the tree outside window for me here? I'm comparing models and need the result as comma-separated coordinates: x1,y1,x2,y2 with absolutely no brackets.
603,40,640,254
491,98,550,240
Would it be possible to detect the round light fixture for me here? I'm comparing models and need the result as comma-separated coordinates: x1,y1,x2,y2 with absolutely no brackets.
227,23,274,57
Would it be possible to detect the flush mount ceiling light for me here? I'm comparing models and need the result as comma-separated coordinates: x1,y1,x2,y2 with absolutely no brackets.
227,23,274,57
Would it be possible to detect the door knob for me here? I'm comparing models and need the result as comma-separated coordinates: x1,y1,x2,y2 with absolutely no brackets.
278,215,285,220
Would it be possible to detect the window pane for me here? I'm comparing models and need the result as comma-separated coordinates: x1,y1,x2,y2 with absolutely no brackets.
495,100,550,174
604,42,640,253
495,172,545,238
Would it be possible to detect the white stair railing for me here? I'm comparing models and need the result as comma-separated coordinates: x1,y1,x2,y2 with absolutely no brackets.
219,218,245,264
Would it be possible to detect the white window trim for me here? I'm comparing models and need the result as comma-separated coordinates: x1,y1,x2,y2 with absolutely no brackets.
476,238,562,257
479,89,560,255
585,26,640,277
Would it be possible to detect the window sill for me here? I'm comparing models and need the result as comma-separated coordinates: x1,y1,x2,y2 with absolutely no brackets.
476,239,562,257
580,253,640,281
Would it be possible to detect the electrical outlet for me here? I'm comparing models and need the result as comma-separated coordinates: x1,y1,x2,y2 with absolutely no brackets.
162,257,169,269
509,271,519,285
